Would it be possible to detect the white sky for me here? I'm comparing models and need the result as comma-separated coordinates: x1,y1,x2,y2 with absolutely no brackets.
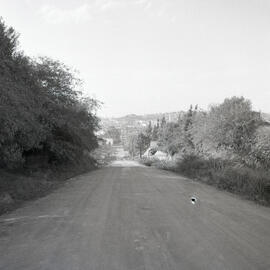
1,0,270,117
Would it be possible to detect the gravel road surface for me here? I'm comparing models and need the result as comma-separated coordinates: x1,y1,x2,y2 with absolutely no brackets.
1,161,270,269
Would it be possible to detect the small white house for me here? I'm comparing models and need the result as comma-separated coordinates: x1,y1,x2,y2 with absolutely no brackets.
143,146,168,160
153,150,168,160
150,141,158,148
104,138,114,146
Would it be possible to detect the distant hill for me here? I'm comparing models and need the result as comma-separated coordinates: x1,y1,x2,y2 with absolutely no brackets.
101,111,270,131
101,111,185,130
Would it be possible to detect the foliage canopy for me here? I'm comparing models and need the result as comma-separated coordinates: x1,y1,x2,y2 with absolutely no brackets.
0,19,100,168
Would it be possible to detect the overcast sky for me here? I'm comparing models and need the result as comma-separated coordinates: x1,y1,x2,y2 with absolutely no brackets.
1,0,270,116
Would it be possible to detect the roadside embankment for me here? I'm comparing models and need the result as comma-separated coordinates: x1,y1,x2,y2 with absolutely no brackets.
0,159,97,215
140,155,270,206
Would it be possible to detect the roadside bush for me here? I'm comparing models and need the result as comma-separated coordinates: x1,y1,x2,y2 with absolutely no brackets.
152,159,176,171
214,167,270,202
140,157,176,170
0,19,100,169
0,155,98,215
0,19,101,214
248,126,270,169
175,154,206,177
139,157,157,166
174,154,270,204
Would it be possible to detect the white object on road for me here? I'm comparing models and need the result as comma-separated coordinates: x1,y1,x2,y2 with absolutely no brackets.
190,196,198,205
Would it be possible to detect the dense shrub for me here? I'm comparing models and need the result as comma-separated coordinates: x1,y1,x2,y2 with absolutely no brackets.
203,97,262,156
174,155,270,204
152,159,176,170
137,96,270,204
139,156,158,166
0,19,99,169
248,126,270,169
140,154,270,203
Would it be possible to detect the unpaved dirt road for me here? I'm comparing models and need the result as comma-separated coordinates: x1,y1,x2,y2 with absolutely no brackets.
1,161,270,269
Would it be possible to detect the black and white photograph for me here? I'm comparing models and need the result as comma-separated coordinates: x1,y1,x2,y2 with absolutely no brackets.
0,0,270,269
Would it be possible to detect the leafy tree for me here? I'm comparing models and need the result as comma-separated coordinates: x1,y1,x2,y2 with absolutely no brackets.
184,105,193,132
205,97,262,156
0,18,18,59
182,105,195,152
136,132,151,158
127,135,138,158
160,116,166,128
104,126,121,144
249,126,270,168
189,110,211,154
152,121,159,141
158,122,183,156
145,121,152,139
0,19,100,168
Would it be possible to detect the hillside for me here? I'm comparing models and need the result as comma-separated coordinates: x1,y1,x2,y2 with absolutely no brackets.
101,111,185,130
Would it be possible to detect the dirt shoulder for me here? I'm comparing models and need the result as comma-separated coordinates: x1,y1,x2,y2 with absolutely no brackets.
0,163,97,216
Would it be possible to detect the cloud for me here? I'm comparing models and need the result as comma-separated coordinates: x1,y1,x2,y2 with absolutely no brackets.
38,1,126,24
143,1,152,11
95,0,152,11
38,0,174,24
170,15,177,23
134,0,151,6
94,0,122,11
39,4,92,24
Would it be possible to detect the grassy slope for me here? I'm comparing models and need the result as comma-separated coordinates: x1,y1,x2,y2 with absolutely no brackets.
0,161,97,215
140,156,270,206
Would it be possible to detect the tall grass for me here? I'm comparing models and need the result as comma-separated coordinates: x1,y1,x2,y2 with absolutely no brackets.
0,157,98,215
175,155,270,204
142,155,270,205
